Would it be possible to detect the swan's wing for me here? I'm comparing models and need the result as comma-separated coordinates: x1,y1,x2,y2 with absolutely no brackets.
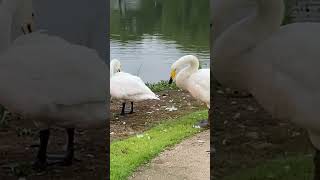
242,24,320,122
0,33,108,116
114,72,145,83
110,73,158,101
251,23,320,92
187,69,210,105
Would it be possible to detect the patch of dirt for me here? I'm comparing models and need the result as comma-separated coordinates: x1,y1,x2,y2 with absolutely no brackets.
129,130,210,180
212,86,313,179
110,89,207,141
0,114,107,179
0,89,206,179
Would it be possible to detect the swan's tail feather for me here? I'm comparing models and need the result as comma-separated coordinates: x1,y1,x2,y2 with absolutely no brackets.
148,94,160,100
153,96,160,100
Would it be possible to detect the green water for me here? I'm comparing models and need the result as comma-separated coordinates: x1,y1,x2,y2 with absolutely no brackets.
110,0,210,83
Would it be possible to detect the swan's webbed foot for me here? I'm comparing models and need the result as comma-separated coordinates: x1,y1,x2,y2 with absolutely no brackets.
196,119,209,129
46,153,73,166
33,152,74,171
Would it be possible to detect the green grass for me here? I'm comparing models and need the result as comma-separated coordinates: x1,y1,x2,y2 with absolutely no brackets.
110,110,208,180
146,80,179,92
222,154,314,180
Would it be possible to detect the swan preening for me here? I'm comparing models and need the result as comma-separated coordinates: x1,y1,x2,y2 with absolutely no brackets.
0,0,107,170
110,59,159,115
169,55,210,108
213,0,320,179
169,55,210,127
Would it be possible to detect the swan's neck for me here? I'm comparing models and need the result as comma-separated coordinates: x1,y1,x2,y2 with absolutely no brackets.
110,61,118,77
213,0,284,60
10,0,34,42
0,0,33,53
0,0,16,53
176,57,199,86
110,64,115,77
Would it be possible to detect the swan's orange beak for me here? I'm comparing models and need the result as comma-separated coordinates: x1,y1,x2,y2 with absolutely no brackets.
169,69,176,84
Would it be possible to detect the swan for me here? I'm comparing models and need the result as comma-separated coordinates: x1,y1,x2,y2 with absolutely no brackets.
0,0,107,170
212,0,320,179
110,59,159,115
169,55,210,127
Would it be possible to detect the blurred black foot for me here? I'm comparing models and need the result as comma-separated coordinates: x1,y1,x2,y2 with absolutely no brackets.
46,153,73,166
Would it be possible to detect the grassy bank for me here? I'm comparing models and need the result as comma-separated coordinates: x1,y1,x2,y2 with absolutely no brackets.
222,154,313,180
146,80,178,92
110,110,208,180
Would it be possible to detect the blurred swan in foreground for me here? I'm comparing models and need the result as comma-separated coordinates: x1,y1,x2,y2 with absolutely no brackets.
213,0,320,179
169,55,210,127
0,0,34,122
110,59,159,115
0,0,107,170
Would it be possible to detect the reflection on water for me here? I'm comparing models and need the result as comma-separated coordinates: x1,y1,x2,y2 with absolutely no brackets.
111,0,210,83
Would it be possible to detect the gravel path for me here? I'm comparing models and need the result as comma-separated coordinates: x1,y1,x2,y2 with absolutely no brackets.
130,130,210,180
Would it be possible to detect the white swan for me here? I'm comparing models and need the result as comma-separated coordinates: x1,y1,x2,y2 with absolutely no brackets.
0,0,107,170
169,55,210,128
110,59,159,115
169,55,210,108
213,0,320,179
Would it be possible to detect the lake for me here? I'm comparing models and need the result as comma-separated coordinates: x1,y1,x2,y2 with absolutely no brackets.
110,0,210,83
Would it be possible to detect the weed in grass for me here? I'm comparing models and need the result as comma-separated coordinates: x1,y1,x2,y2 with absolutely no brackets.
146,80,179,92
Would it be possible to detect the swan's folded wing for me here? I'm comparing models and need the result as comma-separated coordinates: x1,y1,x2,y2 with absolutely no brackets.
187,69,210,104
110,73,157,101
251,24,320,92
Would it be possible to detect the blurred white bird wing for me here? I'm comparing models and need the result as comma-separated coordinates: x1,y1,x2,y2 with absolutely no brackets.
0,33,108,108
250,23,320,92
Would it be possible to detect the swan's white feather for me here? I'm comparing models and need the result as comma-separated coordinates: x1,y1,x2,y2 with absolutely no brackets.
111,72,159,102
212,0,320,149
0,32,108,128
186,69,210,108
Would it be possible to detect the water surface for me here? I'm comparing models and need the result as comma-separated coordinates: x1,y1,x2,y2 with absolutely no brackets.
110,0,210,83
